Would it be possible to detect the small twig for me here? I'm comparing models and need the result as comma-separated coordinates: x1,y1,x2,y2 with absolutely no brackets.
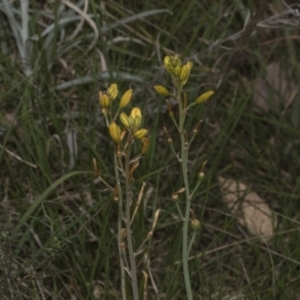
142,271,148,300
131,182,146,224
0,144,37,168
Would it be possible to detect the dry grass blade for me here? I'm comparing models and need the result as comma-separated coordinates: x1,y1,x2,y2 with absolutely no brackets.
62,0,98,55
218,176,277,242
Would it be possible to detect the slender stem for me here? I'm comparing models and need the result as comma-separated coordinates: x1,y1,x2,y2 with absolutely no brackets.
188,232,196,256
177,83,193,300
175,202,184,219
125,135,139,300
113,149,127,300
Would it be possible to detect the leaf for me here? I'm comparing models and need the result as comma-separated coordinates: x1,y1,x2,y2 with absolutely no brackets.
218,176,277,242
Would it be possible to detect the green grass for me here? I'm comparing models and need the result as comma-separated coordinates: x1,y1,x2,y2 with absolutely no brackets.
1,0,300,299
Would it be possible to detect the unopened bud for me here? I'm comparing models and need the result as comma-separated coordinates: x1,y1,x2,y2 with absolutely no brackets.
154,85,170,96
163,56,174,74
107,83,118,100
99,91,110,108
173,66,181,77
133,128,148,139
109,122,122,144
179,64,191,85
120,113,131,128
195,91,214,104
119,89,133,109
130,107,142,119
198,172,205,180
190,219,201,231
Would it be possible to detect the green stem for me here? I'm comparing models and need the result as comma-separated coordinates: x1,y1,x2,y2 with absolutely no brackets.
177,83,193,300
125,136,139,300
188,232,196,256
113,150,127,300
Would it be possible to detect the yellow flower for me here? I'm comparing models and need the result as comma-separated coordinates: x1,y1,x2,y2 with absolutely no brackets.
119,89,133,109
109,122,122,144
195,91,214,104
107,83,118,100
133,128,148,139
154,85,170,96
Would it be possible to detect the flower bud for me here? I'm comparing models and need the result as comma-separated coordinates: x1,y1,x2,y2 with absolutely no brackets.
128,116,135,128
179,63,192,85
130,107,142,119
164,56,170,68
173,66,181,77
198,172,205,180
133,128,148,139
163,56,174,74
107,83,118,100
120,113,131,128
163,56,171,69
154,85,170,96
186,61,193,70
170,55,181,68
109,122,122,144
195,91,214,104
190,219,201,231
99,91,110,108
133,115,141,130
119,89,133,109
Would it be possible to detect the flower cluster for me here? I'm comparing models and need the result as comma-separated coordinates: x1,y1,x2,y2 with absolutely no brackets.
154,55,214,107
99,83,149,154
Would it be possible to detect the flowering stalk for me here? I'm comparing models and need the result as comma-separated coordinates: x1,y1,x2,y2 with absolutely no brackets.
113,149,127,300
155,55,214,299
124,134,139,300
176,81,194,300
98,84,149,300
